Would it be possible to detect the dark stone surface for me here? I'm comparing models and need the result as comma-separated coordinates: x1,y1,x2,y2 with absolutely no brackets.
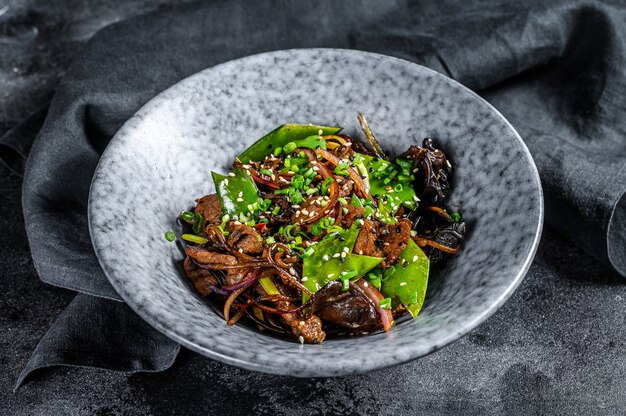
1,1,625,415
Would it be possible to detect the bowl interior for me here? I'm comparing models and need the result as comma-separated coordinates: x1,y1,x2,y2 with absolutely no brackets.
89,49,542,376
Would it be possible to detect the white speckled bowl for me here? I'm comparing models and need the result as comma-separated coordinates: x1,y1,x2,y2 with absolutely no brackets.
89,49,543,377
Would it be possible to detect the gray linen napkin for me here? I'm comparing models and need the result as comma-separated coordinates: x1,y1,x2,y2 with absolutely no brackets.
1,0,624,389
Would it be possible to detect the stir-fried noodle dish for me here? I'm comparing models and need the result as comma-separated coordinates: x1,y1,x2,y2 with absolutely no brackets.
170,115,467,343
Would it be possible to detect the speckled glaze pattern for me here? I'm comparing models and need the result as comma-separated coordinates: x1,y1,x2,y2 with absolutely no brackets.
88,49,543,377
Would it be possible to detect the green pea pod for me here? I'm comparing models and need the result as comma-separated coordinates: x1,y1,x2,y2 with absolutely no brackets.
302,227,383,296
238,124,342,163
380,239,430,317
212,169,262,217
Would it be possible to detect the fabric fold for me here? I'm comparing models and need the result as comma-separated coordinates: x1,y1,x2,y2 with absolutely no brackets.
14,294,180,391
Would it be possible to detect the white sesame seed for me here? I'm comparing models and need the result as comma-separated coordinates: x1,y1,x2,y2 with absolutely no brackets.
302,276,308,282
238,191,243,197
224,178,229,185
412,255,419,262
318,129,323,135
299,336,304,344
302,209,309,215
363,281,369,287
343,247,349,253
242,164,251,169
327,273,334,278
233,220,241,225
309,211,315,217
236,198,243,202
383,242,390,246
446,160,452,169
413,195,420,202
333,253,340,258
322,255,329,261
292,205,301,209
358,250,363,255
238,248,244,253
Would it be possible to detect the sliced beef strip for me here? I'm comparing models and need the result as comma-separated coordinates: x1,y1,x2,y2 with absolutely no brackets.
194,194,222,225
227,223,264,255
338,203,365,229
185,246,237,265
353,218,412,268
183,257,218,297
277,300,326,343
335,175,354,198
291,196,327,224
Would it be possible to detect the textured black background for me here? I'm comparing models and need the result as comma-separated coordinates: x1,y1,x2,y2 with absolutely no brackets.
1,1,625,415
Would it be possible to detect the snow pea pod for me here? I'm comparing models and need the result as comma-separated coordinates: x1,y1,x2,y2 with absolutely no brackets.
238,124,342,163
302,227,383,296
212,169,262,217
379,239,430,317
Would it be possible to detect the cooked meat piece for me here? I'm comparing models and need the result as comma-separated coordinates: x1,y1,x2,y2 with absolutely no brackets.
339,203,365,229
225,269,247,286
353,218,412,268
278,300,326,343
194,194,223,225
335,175,354,198
185,246,237,265
227,223,264,255
183,257,218,297
312,281,381,331
291,196,326,224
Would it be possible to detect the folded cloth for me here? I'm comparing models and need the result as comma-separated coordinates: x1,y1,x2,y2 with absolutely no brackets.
1,0,624,389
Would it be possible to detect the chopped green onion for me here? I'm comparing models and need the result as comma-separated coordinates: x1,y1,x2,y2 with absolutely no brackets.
274,189,289,195
266,236,276,244
450,212,462,222
341,277,350,291
334,163,350,176
341,270,359,280
260,169,274,176
271,205,281,215
320,177,334,195
338,197,348,205
288,188,304,204
300,248,315,258
192,213,204,235
305,187,319,195
259,199,272,211
273,147,283,156
256,234,263,242
181,234,208,244
246,220,256,226
164,230,176,242
366,271,382,289
303,168,316,178
394,183,403,192
283,141,297,153
379,298,392,310
295,235,303,245
291,175,305,189
180,211,195,222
